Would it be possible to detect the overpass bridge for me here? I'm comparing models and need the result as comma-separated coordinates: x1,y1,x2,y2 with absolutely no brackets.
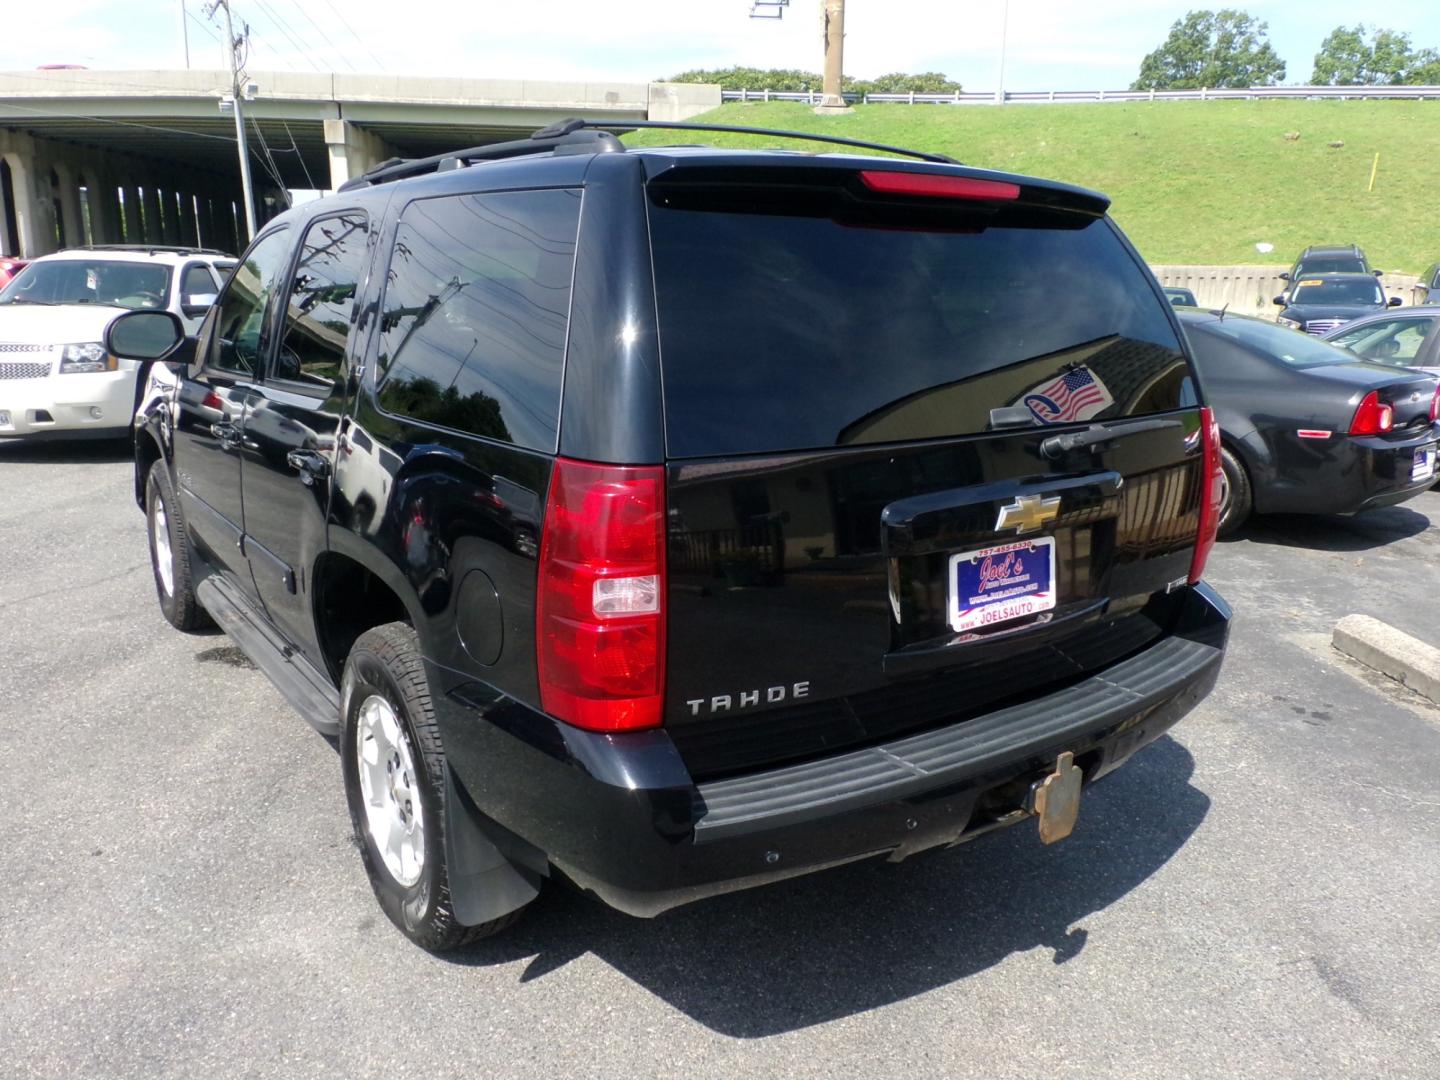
0,68,719,258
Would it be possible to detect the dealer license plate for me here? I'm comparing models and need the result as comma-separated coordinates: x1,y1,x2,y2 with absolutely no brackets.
948,536,1057,633
1413,444,1437,483
0,410,10,427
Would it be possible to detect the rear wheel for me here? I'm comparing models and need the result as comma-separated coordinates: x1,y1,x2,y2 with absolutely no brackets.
145,460,212,631
1217,445,1253,538
340,622,527,951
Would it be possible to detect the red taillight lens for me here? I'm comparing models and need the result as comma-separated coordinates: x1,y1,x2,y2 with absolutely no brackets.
536,457,666,732
1349,390,1394,436
1189,407,1222,585
858,170,1020,201
1429,385,1439,424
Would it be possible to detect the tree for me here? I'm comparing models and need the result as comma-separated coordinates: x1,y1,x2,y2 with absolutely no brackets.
1311,25,1440,85
1131,9,1286,90
663,66,961,96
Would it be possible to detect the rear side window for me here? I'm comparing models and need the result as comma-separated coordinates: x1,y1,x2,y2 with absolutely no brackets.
647,189,1190,457
375,188,581,451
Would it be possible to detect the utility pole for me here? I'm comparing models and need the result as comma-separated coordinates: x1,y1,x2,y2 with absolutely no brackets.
995,0,1010,105
180,0,191,69
210,0,257,241
816,0,849,112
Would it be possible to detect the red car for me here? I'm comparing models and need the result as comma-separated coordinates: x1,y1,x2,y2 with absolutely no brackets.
0,257,26,290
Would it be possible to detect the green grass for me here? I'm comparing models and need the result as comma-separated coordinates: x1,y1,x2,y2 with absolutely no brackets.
624,100,1439,273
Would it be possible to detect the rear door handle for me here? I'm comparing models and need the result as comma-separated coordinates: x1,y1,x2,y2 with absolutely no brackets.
287,448,330,486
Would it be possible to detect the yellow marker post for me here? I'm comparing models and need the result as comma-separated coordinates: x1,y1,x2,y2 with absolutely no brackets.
1368,153,1380,193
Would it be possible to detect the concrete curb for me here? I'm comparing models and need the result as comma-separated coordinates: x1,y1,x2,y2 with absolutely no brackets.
1332,614,1440,706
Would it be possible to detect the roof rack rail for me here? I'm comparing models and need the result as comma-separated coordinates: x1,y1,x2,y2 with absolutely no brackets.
75,244,232,257
336,117,958,192
535,117,960,165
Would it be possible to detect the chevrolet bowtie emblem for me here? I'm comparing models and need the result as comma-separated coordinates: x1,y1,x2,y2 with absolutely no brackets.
995,493,1061,535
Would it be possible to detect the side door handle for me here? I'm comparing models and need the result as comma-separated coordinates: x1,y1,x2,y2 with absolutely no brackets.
211,420,241,449
287,448,330,486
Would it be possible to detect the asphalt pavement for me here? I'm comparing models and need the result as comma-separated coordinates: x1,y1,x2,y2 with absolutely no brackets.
2,438,1438,1080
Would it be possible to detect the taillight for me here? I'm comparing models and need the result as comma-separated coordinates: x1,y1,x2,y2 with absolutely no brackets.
1429,385,1439,424
1189,407,1222,585
858,170,1020,201
536,457,666,732
1349,390,1394,436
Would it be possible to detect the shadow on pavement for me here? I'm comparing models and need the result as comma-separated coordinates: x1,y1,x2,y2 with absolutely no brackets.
1228,504,1430,552
446,735,1207,1037
0,436,131,465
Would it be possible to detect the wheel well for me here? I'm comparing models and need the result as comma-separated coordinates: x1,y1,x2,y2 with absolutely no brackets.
134,431,162,510
313,554,411,684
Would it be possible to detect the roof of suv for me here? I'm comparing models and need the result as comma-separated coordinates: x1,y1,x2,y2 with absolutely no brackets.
31,245,235,266
1297,244,1365,259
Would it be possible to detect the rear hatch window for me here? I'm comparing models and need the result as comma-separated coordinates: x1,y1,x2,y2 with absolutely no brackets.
647,171,1191,457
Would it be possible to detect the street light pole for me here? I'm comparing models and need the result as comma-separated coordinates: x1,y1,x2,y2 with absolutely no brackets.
212,0,257,241
180,0,191,69
996,0,1010,105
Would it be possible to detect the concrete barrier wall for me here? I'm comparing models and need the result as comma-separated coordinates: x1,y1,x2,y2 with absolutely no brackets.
1151,264,1423,318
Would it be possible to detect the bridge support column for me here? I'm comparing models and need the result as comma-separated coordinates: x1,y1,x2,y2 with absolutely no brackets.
0,133,52,258
141,186,164,244
324,119,394,191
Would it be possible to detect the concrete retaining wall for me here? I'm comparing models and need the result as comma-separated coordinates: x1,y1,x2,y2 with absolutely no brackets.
1151,264,1423,318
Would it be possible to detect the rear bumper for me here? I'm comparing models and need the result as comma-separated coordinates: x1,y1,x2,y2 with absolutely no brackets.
0,370,136,436
1259,426,1440,515
433,583,1231,918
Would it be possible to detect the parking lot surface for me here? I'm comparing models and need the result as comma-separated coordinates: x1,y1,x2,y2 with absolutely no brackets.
2,439,1438,1080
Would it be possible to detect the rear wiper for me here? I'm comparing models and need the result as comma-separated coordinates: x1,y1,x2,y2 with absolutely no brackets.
1039,417,1182,459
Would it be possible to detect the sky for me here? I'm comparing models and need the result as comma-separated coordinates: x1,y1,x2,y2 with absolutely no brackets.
4,1,1440,92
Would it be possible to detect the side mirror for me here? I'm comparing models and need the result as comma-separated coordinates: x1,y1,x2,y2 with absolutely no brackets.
106,309,185,362
1272,295,1286,306
1278,272,1291,282
1388,296,1403,307
181,292,217,319
1373,270,1383,277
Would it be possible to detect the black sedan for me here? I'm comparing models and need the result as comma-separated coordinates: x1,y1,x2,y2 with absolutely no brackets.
1273,272,1401,336
1179,310,1439,535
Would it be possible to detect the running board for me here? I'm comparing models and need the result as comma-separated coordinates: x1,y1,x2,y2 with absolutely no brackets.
196,575,341,737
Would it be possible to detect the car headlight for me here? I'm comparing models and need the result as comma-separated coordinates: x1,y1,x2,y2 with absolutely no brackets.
57,342,116,374
1277,317,1302,330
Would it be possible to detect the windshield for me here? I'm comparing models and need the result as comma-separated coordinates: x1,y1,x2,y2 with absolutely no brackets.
1198,315,1359,367
1289,278,1383,306
0,260,172,309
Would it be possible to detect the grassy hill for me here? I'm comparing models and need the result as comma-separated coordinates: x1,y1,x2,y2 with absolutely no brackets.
624,100,1439,274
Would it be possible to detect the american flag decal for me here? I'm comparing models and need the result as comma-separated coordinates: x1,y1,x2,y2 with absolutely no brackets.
1019,366,1114,424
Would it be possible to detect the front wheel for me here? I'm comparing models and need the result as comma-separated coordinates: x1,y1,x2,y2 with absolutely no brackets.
340,622,527,950
145,460,212,631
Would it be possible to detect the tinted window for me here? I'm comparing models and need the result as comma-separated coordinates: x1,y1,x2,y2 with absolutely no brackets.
210,229,292,376
0,260,170,309
375,189,580,450
1290,278,1383,305
649,196,1189,456
274,213,368,392
1194,314,1357,367
181,264,218,297
1295,257,1365,276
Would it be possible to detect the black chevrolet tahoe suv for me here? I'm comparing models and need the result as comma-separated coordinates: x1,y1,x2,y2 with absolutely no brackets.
112,119,1232,951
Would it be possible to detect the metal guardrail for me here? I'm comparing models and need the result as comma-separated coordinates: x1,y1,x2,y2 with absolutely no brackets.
721,85,1440,105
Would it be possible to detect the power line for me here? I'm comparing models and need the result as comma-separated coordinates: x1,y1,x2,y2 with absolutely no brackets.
247,0,324,72
282,0,359,73
282,119,316,190
316,0,386,72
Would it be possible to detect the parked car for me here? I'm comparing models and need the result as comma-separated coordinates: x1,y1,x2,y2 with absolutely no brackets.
1178,309,1439,535
0,245,234,438
1163,286,1197,306
117,118,1231,951
1280,244,1375,285
1414,262,1440,305
1322,309,1440,377
1273,272,1400,336
0,257,26,290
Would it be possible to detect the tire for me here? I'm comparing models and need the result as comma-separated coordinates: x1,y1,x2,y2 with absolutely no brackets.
145,459,212,631
1217,445,1253,538
340,622,527,951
